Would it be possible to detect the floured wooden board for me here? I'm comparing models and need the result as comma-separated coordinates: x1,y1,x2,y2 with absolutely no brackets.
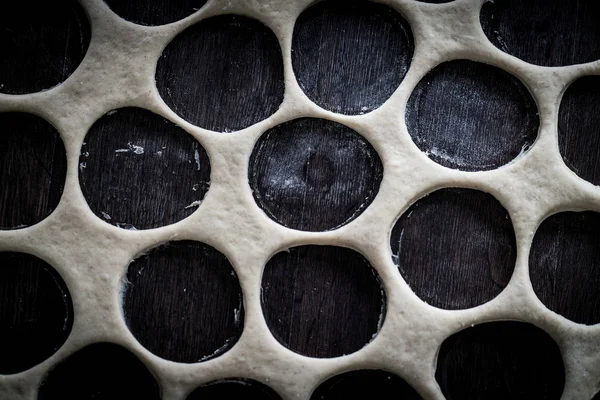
1,0,600,399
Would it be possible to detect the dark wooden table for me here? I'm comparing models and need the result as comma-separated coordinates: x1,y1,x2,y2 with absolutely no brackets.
1,0,600,399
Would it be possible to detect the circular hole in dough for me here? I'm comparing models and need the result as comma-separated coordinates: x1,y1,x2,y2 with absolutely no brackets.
558,75,600,186
156,15,285,132
530,211,600,325
292,0,414,115
405,60,539,171
0,112,67,230
261,245,385,358
79,107,211,230
249,118,383,232
436,321,565,399
38,342,161,400
0,252,73,374
122,241,244,363
0,0,90,94
480,0,600,67
186,378,282,399
310,369,423,400
390,188,516,310
104,0,207,26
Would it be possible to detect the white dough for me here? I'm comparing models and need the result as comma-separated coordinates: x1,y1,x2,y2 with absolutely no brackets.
0,0,599,399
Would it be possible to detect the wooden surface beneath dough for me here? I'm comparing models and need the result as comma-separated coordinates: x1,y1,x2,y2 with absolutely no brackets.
1,0,600,399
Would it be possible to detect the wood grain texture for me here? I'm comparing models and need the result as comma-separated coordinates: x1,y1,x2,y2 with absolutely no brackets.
558,75,600,186
390,188,516,310
405,60,539,171
292,0,413,115
261,245,384,358
0,252,72,375
0,112,67,229
156,15,285,132
480,0,600,67
103,0,208,26
79,107,211,230
1,0,597,397
436,321,565,400
310,370,423,400
530,211,600,325
186,379,282,400
38,343,161,400
123,241,244,363
0,0,90,94
249,117,383,231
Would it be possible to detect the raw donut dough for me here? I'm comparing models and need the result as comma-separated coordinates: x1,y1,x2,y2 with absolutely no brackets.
1,0,600,399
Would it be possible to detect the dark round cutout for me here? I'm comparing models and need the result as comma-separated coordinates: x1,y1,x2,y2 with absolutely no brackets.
0,252,73,374
156,15,285,132
480,0,600,66
79,107,210,230
558,76,600,186
249,118,383,232
0,0,90,94
530,211,600,325
187,378,282,400
406,60,538,171
261,245,385,358
38,343,161,400
292,0,414,114
390,188,516,310
104,0,207,26
310,370,423,400
122,241,244,363
0,112,67,230
436,321,565,400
